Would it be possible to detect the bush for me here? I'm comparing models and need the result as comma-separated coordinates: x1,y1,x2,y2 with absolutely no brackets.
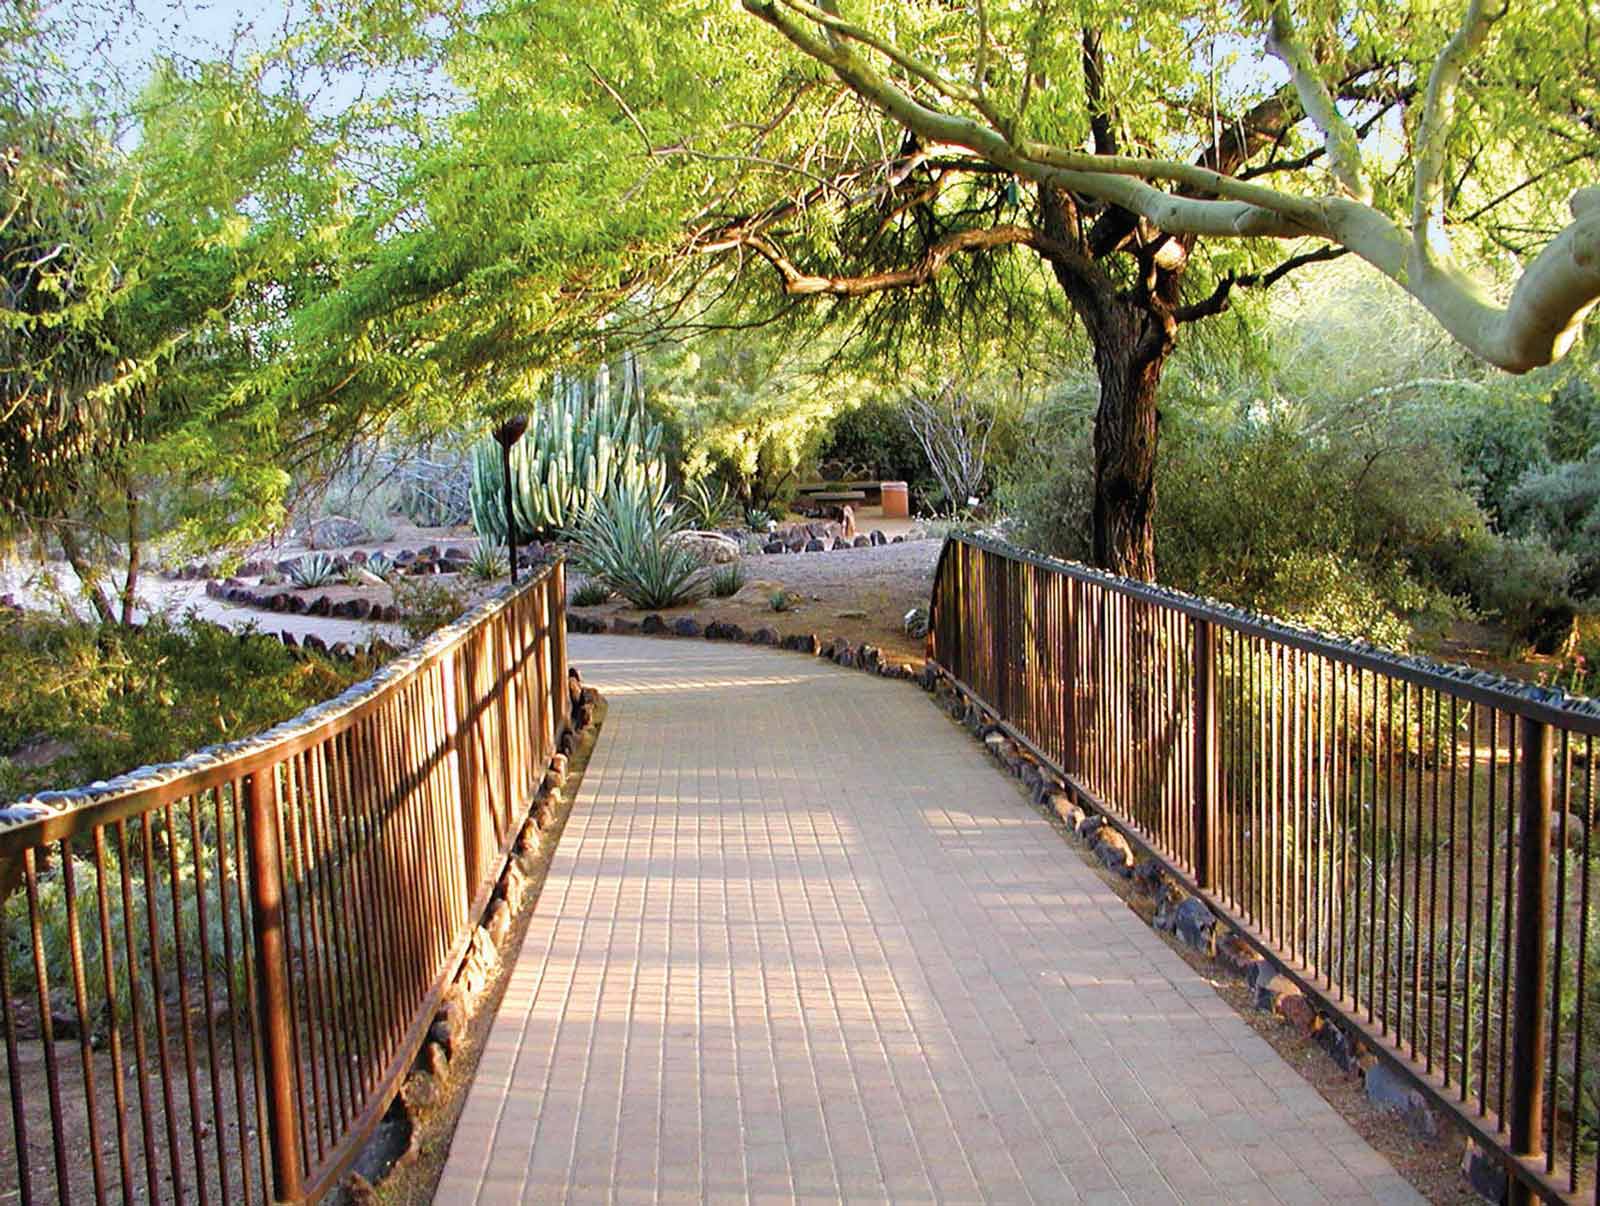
391,577,469,645
768,589,794,612
571,578,611,607
1504,456,1600,595
679,476,735,529
0,616,372,801
568,480,703,610
1457,531,1577,638
709,562,745,598
465,539,508,581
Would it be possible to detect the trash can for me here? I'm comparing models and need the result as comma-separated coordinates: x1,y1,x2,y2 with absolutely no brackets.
880,480,910,519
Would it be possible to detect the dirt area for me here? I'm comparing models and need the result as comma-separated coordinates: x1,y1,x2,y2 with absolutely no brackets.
570,536,944,665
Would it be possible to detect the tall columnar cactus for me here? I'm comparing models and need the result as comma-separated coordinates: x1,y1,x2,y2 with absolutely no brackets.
470,362,669,543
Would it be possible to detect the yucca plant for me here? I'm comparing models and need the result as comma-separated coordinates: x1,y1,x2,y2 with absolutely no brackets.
709,562,745,598
465,540,508,580
288,553,339,589
469,360,669,544
571,579,611,607
679,476,734,529
568,480,703,610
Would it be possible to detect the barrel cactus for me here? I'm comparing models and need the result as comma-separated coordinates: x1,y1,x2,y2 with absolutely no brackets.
470,363,669,544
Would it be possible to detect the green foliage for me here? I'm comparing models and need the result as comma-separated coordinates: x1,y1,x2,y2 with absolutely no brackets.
818,397,936,510
709,562,745,598
0,616,370,801
768,590,794,613
571,579,611,607
465,539,509,581
469,363,669,544
679,476,734,530
391,577,470,645
1504,457,1600,595
568,480,703,610
363,553,397,581
288,553,340,589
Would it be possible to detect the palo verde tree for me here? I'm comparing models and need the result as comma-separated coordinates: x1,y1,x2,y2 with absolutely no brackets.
691,0,1600,578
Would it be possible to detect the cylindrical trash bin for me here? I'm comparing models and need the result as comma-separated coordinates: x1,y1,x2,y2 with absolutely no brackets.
880,480,910,519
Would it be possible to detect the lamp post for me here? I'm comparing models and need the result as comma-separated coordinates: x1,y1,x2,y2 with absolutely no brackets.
493,415,529,583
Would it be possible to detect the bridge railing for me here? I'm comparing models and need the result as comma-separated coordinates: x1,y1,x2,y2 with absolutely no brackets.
929,532,1597,1204
0,560,568,1204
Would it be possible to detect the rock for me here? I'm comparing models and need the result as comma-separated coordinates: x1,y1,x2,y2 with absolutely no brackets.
1131,857,1165,897
429,996,469,1057
721,623,747,642
640,614,666,634
308,515,372,548
1170,897,1215,952
485,898,513,945
869,530,886,546
1076,813,1106,842
609,617,641,635
1063,802,1089,832
704,620,730,640
672,618,703,637
444,546,470,562
833,644,856,668
308,595,332,617
668,530,742,564
1093,828,1135,876
1215,932,1262,975
1278,993,1321,1036
781,633,820,655
763,541,785,554
351,568,388,589
983,732,1010,761
1363,1062,1439,1140
852,535,871,548
1552,810,1586,849
1046,792,1074,824
350,599,373,620
891,534,904,543
751,627,779,645
303,634,329,656
417,1039,450,1082
805,538,825,552
858,645,882,673
1251,970,1301,1014
1460,1140,1508,1203
1315,1022,1366,1076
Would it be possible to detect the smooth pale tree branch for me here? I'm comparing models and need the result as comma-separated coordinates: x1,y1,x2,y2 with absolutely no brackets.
1263,3,1371,202
1413,0,1503,256
742,0,1600,373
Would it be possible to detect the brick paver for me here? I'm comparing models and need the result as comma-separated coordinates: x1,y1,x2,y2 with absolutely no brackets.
440,635,1421,1204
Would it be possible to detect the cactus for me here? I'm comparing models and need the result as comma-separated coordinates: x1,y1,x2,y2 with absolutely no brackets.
470,360,669,544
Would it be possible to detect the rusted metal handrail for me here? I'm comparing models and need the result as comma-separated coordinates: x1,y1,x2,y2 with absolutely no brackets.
0,561,569,1204
928,532,1597,1204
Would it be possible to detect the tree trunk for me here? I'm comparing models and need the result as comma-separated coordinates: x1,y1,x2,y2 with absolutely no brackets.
120,488,141,627
1087,303,1171,582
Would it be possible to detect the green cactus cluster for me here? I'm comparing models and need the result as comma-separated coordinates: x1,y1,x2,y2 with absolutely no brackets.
470,366,669,544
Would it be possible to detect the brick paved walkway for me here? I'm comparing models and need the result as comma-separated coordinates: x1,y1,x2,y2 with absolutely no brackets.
440,636,1421,1204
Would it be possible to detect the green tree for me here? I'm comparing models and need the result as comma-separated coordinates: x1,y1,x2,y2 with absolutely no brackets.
716,0,1600,578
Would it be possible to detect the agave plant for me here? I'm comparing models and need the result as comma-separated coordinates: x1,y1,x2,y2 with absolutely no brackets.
465,540,508,581
679,476,734,529
709,562,745,598
469,359,669,544
571,578,611,607
288,553,339,589
568,480,703,610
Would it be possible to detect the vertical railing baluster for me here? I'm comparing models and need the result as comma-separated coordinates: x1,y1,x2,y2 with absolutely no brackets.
1508,717,1552,1204
1192,617,1216,891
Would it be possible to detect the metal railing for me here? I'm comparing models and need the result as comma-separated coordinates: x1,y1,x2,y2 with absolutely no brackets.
1,561,568,1204
928,533,1598,1204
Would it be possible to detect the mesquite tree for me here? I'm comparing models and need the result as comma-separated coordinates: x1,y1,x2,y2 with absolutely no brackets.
704,0,1600,578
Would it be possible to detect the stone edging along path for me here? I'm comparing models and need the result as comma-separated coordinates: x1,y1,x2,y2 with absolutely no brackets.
561,610,1504,1206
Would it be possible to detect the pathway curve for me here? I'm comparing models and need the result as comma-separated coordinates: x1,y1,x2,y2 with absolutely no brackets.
440,635,1421,1205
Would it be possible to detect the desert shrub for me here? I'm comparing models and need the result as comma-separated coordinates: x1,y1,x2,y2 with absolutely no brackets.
288,552,340,588
0,616,371,800
465,539,508,581
679,476,735,529
709,562,745,598
1504,456,1600,595
391,576,469,644
568,481,703,610
571,578,611,607
768,589,794,612
1456,531,1577,636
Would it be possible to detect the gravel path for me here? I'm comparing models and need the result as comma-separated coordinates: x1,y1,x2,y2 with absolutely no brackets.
733,537,943,599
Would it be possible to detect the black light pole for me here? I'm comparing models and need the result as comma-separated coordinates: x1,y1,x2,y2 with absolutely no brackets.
493,415,529,583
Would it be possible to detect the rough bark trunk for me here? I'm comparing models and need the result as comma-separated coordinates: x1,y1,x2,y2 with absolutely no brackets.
120,489,141,627
1087,302,1171,582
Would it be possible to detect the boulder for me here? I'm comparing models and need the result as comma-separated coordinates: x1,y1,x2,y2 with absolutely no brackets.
804,538,826,552
1092,827,1135,876
869,529,887,546
667,530,742,565
1363,1062,1439,1140
307,515,372,549
672,617,703,637
640,614,666,635
751,627,779,645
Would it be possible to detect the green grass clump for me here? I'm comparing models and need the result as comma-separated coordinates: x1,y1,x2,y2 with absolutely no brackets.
709,563,745,598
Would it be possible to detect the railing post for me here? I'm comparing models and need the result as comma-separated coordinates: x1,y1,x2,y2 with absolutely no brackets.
1509,716,1553,1203
244,767,304,1204
1192,617,1217,891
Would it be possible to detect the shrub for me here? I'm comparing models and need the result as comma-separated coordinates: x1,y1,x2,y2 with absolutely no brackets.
0,615,370,800
571,578,611,607
364,552,397,580
769,589,794,612
391,577,469,645
465,539,508,581
1459,531,1577,639
709,563,745,598
288,553,340,589
679,477,735,529
746,508,776,531
568,480,703,610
